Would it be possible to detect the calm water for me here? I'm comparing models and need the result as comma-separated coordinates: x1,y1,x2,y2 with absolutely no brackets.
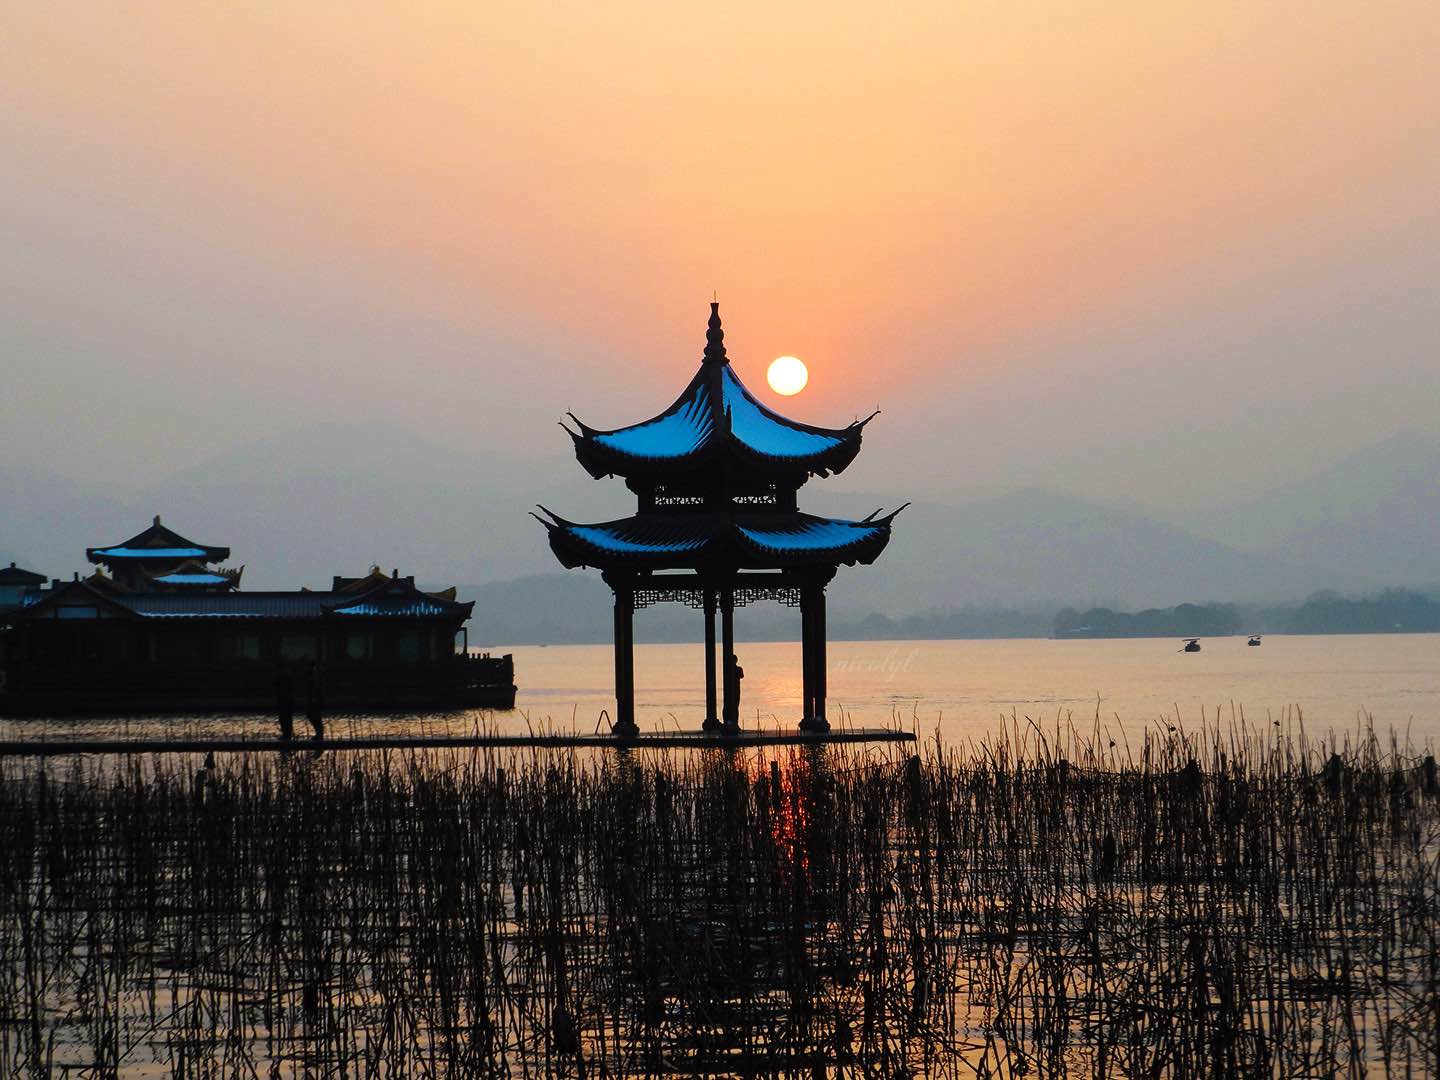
4,634,1437,746
510,633,1440,744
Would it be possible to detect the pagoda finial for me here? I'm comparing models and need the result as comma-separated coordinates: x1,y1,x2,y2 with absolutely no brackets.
703,301,727,364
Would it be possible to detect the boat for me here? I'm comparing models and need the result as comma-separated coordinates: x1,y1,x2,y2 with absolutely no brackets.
1247,635,1262,646
1182,639,1201,653
0,518,517,716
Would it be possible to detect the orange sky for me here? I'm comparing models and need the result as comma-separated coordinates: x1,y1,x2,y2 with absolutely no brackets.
2,2,1438,504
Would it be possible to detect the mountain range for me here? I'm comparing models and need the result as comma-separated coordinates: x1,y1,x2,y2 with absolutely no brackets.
1175,430,1440,588
4,425,1436,635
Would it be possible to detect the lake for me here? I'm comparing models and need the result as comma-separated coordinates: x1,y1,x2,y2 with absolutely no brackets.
3,633,1436,747
506,632,1440,745
6,635,1439,1077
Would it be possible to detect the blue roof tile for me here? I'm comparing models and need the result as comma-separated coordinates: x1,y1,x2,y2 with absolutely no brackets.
91,546,210,559
592,383,713,460
152,571,231,585
541,510,897,570
720,367,845,460
737,518,885,553
567,307,870,479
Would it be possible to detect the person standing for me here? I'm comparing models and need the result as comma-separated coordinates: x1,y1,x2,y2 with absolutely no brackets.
723,652,744,732
306,660,325,742
275,667,295,742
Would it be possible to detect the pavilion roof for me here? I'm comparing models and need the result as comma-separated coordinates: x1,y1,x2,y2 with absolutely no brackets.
143,560,243,590
327,573,472,618
81,569,130,595
564,304,875,480
87,516,230,565
535,506,904,572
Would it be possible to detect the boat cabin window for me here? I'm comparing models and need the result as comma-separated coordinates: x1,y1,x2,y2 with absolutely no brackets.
279,634,317,662
345,632,372,661
218,633,261,661
397,631,421,664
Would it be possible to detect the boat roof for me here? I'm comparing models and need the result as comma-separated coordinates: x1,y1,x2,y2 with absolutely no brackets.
87,516,230,564
3,575,472,622
0,562,46,586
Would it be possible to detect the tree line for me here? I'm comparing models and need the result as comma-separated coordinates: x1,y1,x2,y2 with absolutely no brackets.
1054,587,1440,638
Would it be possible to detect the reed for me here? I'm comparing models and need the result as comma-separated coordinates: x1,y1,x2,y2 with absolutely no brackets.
1,717,1436,1077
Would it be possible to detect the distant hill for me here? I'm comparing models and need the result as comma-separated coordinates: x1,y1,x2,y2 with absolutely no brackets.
1182,432,1440,586
0,425,603,589
456,573,615,646
0,463,129,580
456,488,1331,639
1,422,1422,618
1053,603,1245,639
456,573,809,646
817,488,1338,614
455,574,1052,646
1286,588,1440,635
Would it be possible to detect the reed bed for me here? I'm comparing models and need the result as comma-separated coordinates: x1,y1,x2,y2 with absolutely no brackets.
1,719,1437,1078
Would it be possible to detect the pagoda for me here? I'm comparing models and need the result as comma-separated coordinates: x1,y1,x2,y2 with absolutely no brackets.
537,303,903,735
87,516,235,591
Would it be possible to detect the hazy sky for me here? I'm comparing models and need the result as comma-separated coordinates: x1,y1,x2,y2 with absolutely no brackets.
4,2,1438,513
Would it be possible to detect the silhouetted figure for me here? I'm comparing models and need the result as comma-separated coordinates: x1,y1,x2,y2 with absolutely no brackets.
723,652,743,732
193,753,211,804
305,661,324,742
1423,754,1438,795
275,668,295,741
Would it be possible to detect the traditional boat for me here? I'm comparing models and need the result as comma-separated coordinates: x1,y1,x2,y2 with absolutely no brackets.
0,518,515,715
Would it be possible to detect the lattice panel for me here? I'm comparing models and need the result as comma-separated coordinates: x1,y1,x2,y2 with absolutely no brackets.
630,584,805,609
633,588,706,610
734,585,802,608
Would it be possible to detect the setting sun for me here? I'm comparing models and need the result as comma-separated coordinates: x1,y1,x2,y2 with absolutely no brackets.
767,355,808,396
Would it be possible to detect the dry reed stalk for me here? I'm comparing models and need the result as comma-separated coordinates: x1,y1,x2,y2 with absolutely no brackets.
0,717,1436,1077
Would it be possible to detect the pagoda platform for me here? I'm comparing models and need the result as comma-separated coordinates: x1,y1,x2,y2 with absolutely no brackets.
0,728,915,757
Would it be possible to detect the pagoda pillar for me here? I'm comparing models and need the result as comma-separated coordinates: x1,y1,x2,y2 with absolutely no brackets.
612,584,637,736
702,588,720,731
813,586,829,732
800,585,816,727
799,580,831,733
720,587,737,731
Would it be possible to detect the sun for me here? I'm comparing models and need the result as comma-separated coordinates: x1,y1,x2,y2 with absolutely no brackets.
767,355,808,396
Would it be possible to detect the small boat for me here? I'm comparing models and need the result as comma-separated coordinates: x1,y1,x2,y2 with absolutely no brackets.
1182,639,1201,653
1247,635,1262,646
